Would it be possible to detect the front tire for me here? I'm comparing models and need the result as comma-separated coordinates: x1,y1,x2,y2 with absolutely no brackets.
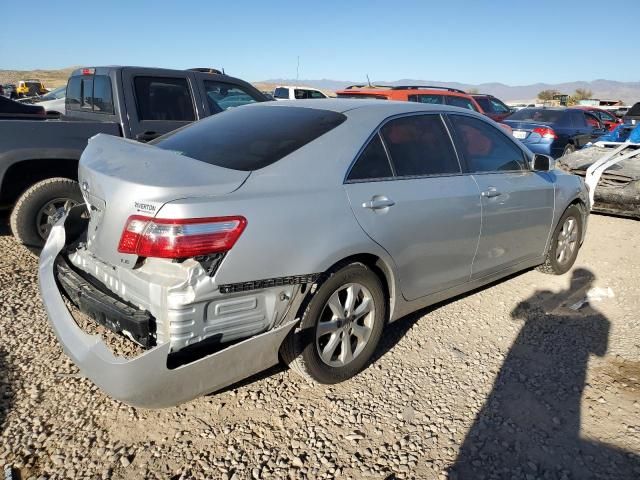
10,177,83,250
282,263,386,384
537,205,583,275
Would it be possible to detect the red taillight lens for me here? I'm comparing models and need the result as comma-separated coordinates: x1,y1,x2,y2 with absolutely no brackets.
117,215,247,259
532,127,557,139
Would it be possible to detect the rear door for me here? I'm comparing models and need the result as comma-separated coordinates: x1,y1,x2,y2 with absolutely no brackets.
121,69,204,141
344,113,481,301
448,114,554,278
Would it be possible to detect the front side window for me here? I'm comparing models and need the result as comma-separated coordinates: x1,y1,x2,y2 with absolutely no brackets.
273,87,290,99
153,106,346,171
449,114,526,173
204,81,260,112
347,134,393,181
309,90,326,99
490,98,511,113
379,114,460,177
446,96,478,111
408,94,444,104
134,76,195,121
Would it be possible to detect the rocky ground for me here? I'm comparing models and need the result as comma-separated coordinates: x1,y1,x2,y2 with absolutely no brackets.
0,212,639,480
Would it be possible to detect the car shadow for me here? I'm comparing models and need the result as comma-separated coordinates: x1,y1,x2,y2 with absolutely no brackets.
448,268,640,479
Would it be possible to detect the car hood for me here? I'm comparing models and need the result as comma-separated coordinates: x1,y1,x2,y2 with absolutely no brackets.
558,146,640,182
78,134,250,268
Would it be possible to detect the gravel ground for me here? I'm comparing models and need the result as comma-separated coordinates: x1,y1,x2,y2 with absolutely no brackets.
1,212,639,480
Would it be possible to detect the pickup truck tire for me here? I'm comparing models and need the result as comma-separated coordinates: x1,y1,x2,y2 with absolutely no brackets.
10,177,83,251
281,263,385,384
537,204,583,275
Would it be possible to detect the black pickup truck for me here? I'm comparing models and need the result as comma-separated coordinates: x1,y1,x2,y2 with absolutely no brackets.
0,66,268,248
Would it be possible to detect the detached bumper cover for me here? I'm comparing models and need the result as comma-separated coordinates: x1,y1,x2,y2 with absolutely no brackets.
38,215,297,408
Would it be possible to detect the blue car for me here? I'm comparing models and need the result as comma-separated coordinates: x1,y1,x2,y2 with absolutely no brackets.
504,108,606,158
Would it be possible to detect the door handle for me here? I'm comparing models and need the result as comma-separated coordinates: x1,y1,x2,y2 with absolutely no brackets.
362,196,395,210
481,187,501,198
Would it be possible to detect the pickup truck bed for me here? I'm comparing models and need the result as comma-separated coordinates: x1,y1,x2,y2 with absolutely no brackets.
0,66,268,249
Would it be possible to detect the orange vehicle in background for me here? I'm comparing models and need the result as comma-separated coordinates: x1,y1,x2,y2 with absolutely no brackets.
336,85,512,133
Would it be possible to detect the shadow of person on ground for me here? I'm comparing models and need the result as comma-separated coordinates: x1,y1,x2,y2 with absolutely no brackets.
0,211,9,236
0,346,14,432
449,268,640,479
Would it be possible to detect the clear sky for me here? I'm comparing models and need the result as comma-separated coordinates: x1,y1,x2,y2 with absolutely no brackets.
2,0,639,85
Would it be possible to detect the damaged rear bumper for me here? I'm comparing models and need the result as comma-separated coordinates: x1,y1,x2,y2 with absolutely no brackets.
38,215,298,408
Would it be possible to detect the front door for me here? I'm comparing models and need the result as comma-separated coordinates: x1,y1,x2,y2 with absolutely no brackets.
447,114,555,278
344,114,482,301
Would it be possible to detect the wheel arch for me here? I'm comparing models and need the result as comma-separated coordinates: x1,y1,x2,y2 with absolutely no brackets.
0,158,79,205
296,253,399,325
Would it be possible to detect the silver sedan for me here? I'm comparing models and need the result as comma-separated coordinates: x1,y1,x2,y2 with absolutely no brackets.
39,99,589,407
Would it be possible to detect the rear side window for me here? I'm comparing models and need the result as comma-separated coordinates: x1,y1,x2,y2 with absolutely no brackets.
446,96,478,111
449,115,526,172
347,134,393,181
294,89,309,99
274,87,289,99
153,106,346,171
569,111,587,128
408,94,444,104
380,115,460,177
204,81,260,112
134,76,195,121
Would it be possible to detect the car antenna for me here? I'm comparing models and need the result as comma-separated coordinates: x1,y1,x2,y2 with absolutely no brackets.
222,67,225,74
366,74,372,87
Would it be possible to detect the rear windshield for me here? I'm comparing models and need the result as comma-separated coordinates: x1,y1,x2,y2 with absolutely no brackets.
507,108,566,123
152,106,347,171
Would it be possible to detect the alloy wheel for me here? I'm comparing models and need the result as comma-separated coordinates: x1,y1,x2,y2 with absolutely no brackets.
315,283,375,367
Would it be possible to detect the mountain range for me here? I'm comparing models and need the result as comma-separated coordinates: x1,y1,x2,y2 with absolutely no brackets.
259,78,640,104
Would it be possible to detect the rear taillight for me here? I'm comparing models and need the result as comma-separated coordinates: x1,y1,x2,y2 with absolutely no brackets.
532,127,557,139
117,215,247,259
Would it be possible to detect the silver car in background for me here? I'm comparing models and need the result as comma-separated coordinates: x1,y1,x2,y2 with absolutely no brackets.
39,100,589,408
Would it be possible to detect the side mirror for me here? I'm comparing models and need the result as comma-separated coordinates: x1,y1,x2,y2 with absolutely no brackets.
532,153,555,171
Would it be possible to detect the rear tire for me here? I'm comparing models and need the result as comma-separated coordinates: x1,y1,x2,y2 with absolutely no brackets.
537,205,583,275
281,263,386,384
10,177,83,251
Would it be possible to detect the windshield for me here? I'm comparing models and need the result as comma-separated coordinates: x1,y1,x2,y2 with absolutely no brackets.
153,106,347,171
40,86,65,101
507,108,565,123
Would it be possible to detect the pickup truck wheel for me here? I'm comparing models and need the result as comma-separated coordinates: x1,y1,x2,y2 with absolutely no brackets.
10,178,83,250
282,263,385,384
537,205,583,275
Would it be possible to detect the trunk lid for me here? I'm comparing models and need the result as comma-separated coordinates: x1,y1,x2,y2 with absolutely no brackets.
78,134,249,268
503,120,554,143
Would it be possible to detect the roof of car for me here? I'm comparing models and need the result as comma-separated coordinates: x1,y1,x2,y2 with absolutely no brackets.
276,85,323,91
249,98,486,116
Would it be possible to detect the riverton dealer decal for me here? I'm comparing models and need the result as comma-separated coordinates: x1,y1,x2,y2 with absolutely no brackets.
134,201,160,214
